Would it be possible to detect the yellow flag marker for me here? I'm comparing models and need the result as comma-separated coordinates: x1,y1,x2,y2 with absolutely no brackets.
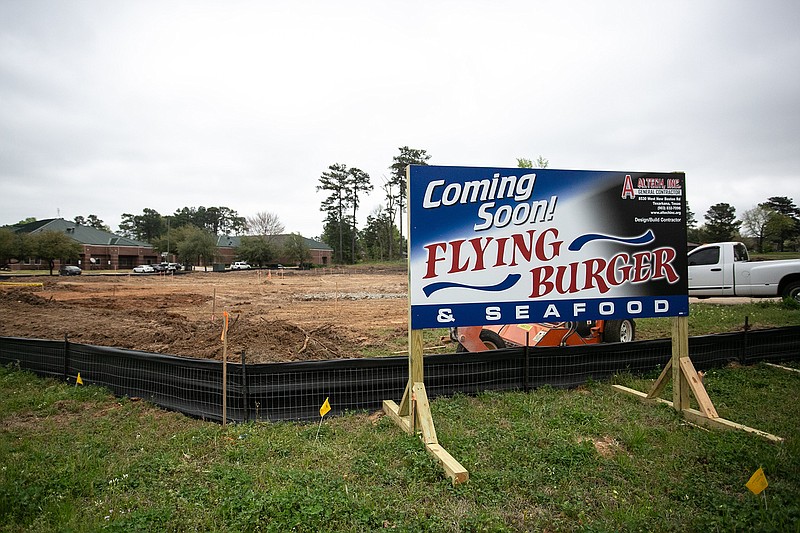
76,373,84,386
320,397,331,417
746,467,768,495
316,397,331,441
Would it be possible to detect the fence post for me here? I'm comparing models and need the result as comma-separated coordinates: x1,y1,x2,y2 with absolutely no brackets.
523,332,530,392
741,316,750,364
241,350,249,422
63,333,70,383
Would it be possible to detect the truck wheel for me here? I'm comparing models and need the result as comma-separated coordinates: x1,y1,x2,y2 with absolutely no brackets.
456,329,507,352
604,319,635,343
782,281,800,303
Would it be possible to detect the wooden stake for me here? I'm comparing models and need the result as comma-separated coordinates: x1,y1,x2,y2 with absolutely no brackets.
221,311,229,426
765,363,800,374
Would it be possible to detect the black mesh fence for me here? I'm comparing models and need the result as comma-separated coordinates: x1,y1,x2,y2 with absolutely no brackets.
2,326,799,423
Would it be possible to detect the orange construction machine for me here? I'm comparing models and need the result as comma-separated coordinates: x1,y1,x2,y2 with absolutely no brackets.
450,319,635,352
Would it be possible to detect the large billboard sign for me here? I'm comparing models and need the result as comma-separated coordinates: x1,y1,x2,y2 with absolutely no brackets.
408,166,689,330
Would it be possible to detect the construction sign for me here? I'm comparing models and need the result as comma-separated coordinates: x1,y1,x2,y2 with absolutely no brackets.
408,166,689,329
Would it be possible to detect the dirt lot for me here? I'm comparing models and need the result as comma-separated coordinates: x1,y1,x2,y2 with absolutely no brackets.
2,268,776,364
0,268,409,363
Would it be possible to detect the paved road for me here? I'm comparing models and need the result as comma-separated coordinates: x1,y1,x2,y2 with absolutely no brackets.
690,297,780,305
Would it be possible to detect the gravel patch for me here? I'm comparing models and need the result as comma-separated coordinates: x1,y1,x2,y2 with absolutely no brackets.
301,292,406,300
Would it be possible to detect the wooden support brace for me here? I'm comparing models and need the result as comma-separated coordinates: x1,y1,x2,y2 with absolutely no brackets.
412,382,438,445
613,315,783,443
425,443,469,485
397,381,411,417
382,400,411,434
765,363,800,374
613,385,783,443
383,324,469,484
678,357,718,418
647,359,672,399
384,220,469,485
681,408,784,443
613,384,672,407
384,382,468,484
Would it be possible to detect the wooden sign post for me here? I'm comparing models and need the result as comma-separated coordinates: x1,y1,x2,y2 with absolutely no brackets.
383,165,469,485
613,316,782,443
383,329,469,485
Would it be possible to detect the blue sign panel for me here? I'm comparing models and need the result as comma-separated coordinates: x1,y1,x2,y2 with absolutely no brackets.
408,166,689,329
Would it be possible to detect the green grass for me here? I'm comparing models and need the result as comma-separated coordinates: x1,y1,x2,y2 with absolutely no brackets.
635,299,800,340
2,362,799,532
749,251,800,261
361,327,452,357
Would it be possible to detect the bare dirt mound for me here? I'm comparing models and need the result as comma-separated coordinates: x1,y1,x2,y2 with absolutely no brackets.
0,287,60,307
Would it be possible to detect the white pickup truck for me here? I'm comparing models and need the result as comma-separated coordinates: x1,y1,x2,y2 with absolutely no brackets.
688,242,800,301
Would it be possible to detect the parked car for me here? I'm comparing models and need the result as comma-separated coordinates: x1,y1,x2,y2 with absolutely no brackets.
231,261,251,270
59,265,82,276
150,263,166,272
132,265,155,273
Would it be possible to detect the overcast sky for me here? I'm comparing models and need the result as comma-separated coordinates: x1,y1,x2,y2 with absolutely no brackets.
2,0,799,238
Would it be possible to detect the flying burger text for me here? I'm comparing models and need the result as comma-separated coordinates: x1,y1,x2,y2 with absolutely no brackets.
423,227,680,298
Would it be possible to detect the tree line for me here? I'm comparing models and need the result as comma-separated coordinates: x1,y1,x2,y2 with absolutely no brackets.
4,159,796,272
317,146,431,263
125,207,309,268
688,196,800,252
0,206,312,272
315,149,548,264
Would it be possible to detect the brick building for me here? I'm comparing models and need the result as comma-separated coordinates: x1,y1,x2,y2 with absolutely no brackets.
8,219,333,271
10,218,159,271
215,234,333,267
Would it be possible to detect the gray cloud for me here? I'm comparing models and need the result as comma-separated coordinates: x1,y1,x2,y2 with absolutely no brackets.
2,0,799,236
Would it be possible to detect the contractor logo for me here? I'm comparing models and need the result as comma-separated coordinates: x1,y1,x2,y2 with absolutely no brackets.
621,174,683,199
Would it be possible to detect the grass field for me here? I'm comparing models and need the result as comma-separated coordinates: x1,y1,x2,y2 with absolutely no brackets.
750,251,800,261
2,357,798,532
635,298,800,340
